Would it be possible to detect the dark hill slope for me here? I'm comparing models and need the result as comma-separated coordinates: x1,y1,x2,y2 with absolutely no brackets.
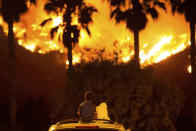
0,26,192,105
153,47,192,116
0,27,66,105
153,47,190,91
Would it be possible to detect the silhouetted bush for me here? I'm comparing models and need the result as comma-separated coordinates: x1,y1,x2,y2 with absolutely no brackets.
52,60,184,131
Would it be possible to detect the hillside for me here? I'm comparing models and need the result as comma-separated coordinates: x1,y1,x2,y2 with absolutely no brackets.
153,47,190,91
0,26,191,105
0,27,66,105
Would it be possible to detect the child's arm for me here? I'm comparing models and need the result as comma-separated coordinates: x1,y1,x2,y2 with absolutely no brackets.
77,104,82,116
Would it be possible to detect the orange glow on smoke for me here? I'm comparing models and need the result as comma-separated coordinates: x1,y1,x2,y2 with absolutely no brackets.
0,0,190,68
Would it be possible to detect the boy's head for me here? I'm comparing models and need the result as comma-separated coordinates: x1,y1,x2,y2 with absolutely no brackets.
84,90,94,101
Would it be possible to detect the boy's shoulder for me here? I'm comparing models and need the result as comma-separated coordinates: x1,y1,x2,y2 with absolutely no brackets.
80,101,86,106
80,101,95,106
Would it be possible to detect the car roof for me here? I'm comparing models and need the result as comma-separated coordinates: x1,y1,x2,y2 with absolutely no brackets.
49,119,125,131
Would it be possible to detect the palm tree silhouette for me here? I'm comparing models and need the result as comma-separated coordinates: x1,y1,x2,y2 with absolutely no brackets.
107,0,166,68
170,0,196,87
0,0,36,131
41,0,97,70
169,0,196,129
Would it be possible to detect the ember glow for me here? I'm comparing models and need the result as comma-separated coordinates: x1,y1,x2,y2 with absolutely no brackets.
188,65,192,74
0,0,190,68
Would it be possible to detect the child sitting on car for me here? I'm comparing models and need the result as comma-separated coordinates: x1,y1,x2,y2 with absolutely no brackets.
77,91,97,121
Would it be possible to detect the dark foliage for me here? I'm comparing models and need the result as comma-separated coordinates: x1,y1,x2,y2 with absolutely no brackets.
169,0,196,23
17,96,50,131
1,0,36,23
51,60,184,131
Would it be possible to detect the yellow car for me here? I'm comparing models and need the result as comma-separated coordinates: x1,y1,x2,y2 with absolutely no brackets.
49,119,125,131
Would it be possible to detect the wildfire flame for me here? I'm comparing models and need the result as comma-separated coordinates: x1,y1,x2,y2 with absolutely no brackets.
52,16,63,27
188,65,192,74
0,0,191,70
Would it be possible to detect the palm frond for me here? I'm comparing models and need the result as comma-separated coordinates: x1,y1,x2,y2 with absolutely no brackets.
78,4,97,25
177,1,186,14
1,0,30,22
50,26,59,39
108,0,126,7
132,0,143,11
110,7,120,18
171,6,177,14
115,9,127,24
16,0,28,14
44,2,58,13
83,26,91,36
40,18,52,27
169,0,196,22
169,0,181,14
147,8,158,20
154,1,166,11
67,0,83,10
44,0,65,13
30,0,36,4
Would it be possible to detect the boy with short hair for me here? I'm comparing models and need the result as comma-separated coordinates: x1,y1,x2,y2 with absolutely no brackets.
77,91,97,121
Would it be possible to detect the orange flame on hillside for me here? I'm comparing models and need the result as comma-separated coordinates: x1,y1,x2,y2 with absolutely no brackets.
0,0,191,69
188,65,192,74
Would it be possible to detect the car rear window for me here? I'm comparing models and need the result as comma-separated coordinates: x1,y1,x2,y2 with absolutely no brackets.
56,129,119,131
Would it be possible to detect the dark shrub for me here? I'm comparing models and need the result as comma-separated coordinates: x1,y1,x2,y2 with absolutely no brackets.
51,60,184,131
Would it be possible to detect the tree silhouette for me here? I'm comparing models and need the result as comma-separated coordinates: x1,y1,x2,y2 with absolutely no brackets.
169,0,196,129
107,0,166,68
169,0,196,87
41,0,97,70
0,0,36,131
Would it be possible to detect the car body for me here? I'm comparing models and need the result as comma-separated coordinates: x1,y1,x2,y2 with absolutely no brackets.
48,119,125,131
